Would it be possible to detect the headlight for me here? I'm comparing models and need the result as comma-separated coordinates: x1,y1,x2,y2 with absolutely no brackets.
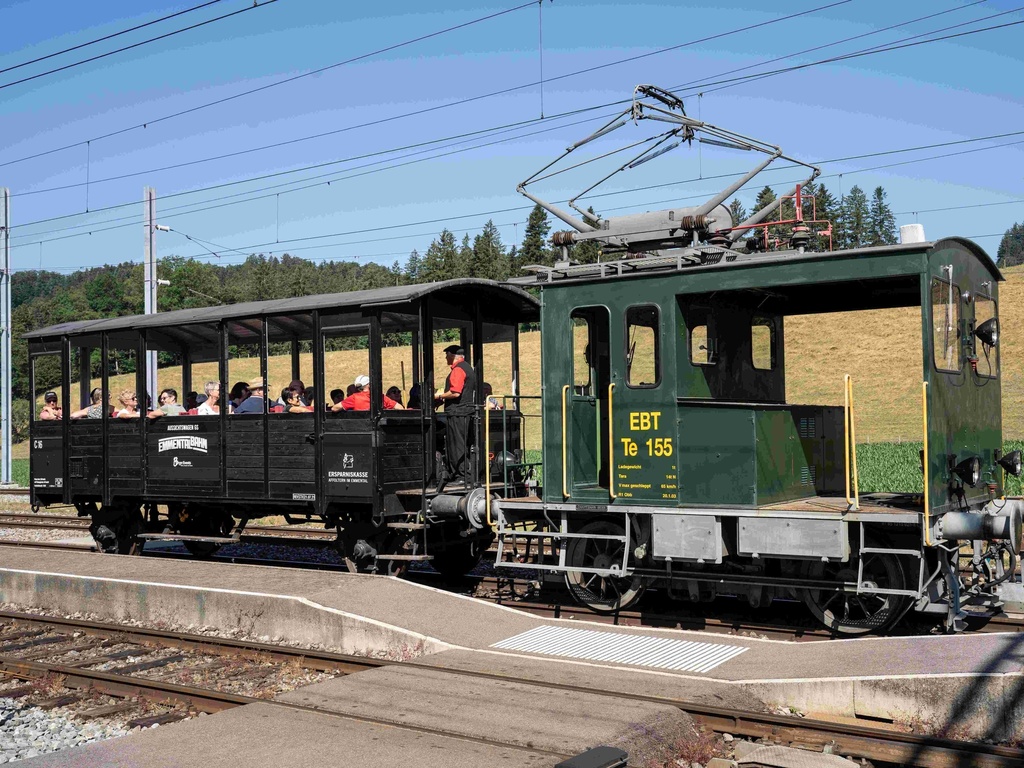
998,450,1023,477
953,456,981,487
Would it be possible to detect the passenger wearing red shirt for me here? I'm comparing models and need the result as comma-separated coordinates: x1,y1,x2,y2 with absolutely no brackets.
434,344,477,490
333,375,405,412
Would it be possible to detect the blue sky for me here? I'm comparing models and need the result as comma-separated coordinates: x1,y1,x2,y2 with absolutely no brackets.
1,0,1022,275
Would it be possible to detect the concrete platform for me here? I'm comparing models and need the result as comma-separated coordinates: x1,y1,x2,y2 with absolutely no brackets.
1,546,1022,761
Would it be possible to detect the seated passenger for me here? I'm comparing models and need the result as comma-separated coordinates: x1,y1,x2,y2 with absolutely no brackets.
483,382,502,410
39,391,62,420
148,388,186,419
303,385,317,408
233,377,269,414
386,386,404,408
70,388,107,419
406,384,421,410
281,387,312,413
185,391,200,410
115,389,140,418
197,381,221,415
330,388,344,407
228,381,250,410
332,375,405,412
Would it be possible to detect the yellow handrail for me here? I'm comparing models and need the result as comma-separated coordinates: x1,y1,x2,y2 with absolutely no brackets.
484,405,492,527
608,383,616,501
849,376,860,510
561,384,570,499
844,374,860,510
922,381,932,545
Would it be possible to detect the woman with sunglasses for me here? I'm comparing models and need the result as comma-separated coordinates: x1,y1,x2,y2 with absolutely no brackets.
115,389,140,418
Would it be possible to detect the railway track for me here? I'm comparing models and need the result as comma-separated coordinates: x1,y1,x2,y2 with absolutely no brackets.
4,535,1024,643
0,610,1020,767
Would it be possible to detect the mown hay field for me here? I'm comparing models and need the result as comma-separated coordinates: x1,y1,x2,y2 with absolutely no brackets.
21,264,1024,472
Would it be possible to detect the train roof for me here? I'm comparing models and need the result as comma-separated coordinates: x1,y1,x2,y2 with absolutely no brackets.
24,278,540,342
515,237,1002,290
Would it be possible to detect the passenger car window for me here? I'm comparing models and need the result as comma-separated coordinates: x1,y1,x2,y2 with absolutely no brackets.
751,317,775,371
626,305,660,388
975,294,998,378
931,279,961,373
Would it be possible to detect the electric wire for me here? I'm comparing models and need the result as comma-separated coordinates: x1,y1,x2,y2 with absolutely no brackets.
0,0,850,174
0,1,224,76
0,0,543,168
6,0,1016,217
0,1,279,92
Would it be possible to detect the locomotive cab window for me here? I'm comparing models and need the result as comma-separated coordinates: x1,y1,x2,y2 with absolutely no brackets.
625,305,660,388
689,312,715,366
931,278,961,373
751,316,776,371
975,293,998,378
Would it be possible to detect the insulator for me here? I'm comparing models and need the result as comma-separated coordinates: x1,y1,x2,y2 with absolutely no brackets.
677,214,711,230
552,231,577,246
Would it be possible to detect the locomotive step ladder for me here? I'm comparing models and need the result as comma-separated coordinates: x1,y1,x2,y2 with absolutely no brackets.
494,508,631,576
855,521,924,599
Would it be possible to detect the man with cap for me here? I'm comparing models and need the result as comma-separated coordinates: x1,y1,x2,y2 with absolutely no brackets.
333,375,405,411
435,344,476,489
233,377,270,414
39,392,62,420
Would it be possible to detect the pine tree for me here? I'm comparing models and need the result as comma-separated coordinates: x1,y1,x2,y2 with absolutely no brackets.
728,198,748,227
404,249,423,283
419,230,460,283
997,222,1024,268
868,186,898,246
469,220,509,280
458,234,473,277
519,204,552,270
839,185,870,249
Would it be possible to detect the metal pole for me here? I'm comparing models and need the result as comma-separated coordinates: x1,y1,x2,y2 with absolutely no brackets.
1,187,11,485
143,187,158,404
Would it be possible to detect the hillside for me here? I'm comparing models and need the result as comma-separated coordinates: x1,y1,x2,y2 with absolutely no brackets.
27,264,1024,455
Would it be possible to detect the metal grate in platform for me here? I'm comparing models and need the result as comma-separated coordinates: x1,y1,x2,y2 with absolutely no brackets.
491,625,747,673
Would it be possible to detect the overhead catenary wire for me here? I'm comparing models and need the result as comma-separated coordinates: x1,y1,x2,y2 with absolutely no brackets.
5,0,1003,222
12,128,1019,272
10,123,1024,248
0,0,280,93
0,0,851,175
0,0,544,169
6,0,1017,231
0,0,224,77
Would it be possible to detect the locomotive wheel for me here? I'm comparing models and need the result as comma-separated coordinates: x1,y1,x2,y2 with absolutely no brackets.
801,550,908,635
564,520,645,614
89,505,144,556
431,534,492,579
170,505,234,559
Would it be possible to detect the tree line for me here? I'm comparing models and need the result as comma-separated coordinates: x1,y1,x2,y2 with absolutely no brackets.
9,181,897,440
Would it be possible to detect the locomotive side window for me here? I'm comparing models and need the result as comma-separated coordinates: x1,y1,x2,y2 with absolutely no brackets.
931,279,961,373
975,294,998,378
571,312,592,395
625,305,660,388
690,320,715,366
751,316,776,371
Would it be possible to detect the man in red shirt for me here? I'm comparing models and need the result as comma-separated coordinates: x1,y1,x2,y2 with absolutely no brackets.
434,345,477,490
332,375,405,411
